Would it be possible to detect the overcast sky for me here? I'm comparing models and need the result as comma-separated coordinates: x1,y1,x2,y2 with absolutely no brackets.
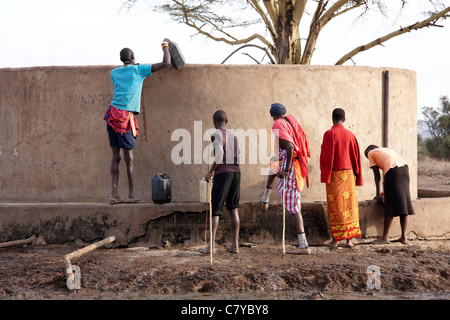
0,0,449,119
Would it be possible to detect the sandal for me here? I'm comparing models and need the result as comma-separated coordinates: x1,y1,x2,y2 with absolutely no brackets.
109,197,124,205
125,198,142,204
325,240,339,250
392,238,409,245
327,244,341,251
345,241,355,248
227,246,239,254
370,239,390,244
199,246,215,255
287,247,312,255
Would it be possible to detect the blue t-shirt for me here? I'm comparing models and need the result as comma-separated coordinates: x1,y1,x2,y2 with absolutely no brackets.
110,64,152,114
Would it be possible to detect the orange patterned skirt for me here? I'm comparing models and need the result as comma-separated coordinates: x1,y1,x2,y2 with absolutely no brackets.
326,170,362,241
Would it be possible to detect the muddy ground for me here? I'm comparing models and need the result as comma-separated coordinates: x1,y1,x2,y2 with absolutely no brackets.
0,239,448,301
0,176,448,301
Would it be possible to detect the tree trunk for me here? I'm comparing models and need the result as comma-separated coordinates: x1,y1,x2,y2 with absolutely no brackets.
273,16,301,64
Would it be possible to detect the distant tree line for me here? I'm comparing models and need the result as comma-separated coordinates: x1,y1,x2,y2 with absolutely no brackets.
419,95,450,160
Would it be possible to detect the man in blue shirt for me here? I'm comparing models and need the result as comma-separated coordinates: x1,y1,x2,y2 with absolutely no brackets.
105,38,171,204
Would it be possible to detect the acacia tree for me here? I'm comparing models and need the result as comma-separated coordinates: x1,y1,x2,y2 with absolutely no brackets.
122,0,450,65
420,95,450,159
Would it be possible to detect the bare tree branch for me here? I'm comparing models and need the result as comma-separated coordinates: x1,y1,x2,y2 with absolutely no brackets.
248,0,276,42
335,6,450,65
123,0,450,65
300,0,329,64
221,44,276,64
263,0,279,24
319,0,351,25
331,1,363,20
242,52,261,63
293,0,308,23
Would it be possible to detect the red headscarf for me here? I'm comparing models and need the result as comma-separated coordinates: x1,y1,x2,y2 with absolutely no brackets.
272,115,310,177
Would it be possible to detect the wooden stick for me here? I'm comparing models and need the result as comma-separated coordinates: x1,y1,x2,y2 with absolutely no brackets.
282,177,286,255
0,235,36,249
208,180,214,266
64,236,116,290
204,207,208,244
201,179,208,244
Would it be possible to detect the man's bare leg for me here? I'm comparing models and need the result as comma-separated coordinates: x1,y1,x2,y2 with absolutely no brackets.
293,211,305,234
265,174,276,189
123,149,135,200
228,208,240,253
110,146,121,202
200,216,219,254
291,212,311,254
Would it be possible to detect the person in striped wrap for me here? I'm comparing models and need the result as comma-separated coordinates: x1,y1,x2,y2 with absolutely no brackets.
262,103,312,255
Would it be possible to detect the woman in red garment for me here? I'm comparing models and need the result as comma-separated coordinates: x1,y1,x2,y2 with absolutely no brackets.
320,108,363,248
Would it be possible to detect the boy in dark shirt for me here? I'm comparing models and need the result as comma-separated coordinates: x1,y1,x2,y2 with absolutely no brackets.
202,110,241,254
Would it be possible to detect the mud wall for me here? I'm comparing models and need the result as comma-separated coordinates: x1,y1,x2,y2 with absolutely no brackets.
1,199,447,246
0,64,417,203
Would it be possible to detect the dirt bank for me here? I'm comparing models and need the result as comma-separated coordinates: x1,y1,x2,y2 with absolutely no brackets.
0,239,448,300
0,174,448,301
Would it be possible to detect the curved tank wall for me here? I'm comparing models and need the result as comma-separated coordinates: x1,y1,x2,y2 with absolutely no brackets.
0,64,417,203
